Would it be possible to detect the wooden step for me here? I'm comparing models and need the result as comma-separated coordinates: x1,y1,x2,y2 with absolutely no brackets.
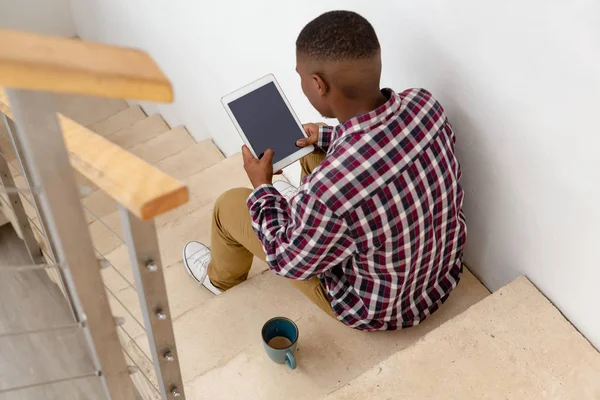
129,126,195,164
325,276,600,400
106,114,170,150
87,106,147,136
126,268,488,398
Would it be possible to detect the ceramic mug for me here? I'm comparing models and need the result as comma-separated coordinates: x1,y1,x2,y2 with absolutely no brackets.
261,316,299,370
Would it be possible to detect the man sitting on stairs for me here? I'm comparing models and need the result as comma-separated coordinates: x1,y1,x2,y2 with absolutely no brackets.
183,10,466,331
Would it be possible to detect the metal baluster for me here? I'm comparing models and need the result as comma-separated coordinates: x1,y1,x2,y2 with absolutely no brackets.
119,206,185,400
0,136,43,264
2,114,58,263
6,89,136,400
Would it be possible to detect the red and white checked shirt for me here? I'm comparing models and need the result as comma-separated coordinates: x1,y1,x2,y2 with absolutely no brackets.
247,88,466,330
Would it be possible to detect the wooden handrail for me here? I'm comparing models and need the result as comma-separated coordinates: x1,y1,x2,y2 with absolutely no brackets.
0,88,188,220
0,29,173,102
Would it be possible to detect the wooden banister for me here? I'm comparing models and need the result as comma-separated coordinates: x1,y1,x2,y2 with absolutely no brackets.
0,29,173,102
0,89,188,220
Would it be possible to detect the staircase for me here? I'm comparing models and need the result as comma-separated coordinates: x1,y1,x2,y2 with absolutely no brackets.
4,94,600,399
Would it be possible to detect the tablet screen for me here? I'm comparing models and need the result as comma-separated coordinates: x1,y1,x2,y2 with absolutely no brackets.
228,82,304,164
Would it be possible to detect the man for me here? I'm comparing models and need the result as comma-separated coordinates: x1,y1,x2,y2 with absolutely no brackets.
183,10,466,331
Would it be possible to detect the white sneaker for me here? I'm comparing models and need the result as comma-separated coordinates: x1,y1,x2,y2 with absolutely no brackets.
182,241,222,295
273,180,298,201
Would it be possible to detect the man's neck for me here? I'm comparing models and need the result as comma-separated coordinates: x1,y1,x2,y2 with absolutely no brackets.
335,90,388,124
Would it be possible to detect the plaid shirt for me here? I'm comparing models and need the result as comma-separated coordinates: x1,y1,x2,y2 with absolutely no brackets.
247,88,466,330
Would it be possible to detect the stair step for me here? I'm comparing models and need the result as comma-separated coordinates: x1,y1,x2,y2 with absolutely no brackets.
88,212,123,255
81,190,118,221
79,128,195,221
0,134,16,160
101,204,268,316
127,268,489,397
325,277,600,400
54,93,128,126
92,148,243,295
106,114,170,149
87,106,147,136
129,126,195,165
155,153,286,226
155,139,224,181
155,153,251,225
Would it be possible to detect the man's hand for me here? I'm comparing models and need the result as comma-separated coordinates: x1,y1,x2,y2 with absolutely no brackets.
296,123,320,149
242,145,275,188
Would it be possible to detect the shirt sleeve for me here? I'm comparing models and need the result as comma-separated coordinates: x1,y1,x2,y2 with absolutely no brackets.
318,125,334,152
247,184,355,280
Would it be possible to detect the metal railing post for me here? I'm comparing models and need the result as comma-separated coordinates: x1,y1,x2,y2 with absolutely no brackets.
119,205,185,400
6,88,137,400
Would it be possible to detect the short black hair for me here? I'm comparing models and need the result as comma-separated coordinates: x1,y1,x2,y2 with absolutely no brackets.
296,11,380,61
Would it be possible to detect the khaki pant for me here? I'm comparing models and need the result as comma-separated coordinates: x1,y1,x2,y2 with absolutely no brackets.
207,151,336,318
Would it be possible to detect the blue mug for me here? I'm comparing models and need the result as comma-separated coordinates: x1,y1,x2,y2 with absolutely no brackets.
261,317,299,370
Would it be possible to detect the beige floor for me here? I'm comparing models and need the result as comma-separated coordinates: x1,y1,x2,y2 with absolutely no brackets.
0,225,105,400
326,277,600,400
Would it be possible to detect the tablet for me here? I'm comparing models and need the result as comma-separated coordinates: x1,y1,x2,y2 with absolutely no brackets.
221,74,315,172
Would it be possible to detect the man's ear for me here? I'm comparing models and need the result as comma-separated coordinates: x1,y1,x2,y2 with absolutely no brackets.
312,73,329,97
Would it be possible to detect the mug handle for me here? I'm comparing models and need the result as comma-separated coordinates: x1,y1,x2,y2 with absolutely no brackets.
285,350,296,370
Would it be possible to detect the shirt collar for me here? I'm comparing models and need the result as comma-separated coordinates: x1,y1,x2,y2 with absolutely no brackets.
332,89,401,141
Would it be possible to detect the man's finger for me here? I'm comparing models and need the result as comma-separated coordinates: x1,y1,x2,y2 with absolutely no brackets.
262,148,275,165
241,145,255,164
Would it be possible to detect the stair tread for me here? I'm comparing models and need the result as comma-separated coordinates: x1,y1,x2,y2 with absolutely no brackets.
155,139,224,181
127,268,489,396
81,189,118,221
154,153,250,225
106,114,170,149
87,106,147,136
325,277,600,400
101,204,268,314
88,212,123,256
155,153,286,226
129,126,195,165
54,93,128,126
80,138,221,224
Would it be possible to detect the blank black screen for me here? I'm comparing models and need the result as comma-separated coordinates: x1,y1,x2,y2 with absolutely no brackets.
228,82,304,164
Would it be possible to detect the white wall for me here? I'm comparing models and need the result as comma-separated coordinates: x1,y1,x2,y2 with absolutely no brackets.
70,0,600,349
0,0,75,36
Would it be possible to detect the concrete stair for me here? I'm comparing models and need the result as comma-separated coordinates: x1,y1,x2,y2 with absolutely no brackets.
3,97,598,400
325,277,600,400
130,269,489,399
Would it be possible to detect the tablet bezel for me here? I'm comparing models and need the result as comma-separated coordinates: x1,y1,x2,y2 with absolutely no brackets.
221,74,315,172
